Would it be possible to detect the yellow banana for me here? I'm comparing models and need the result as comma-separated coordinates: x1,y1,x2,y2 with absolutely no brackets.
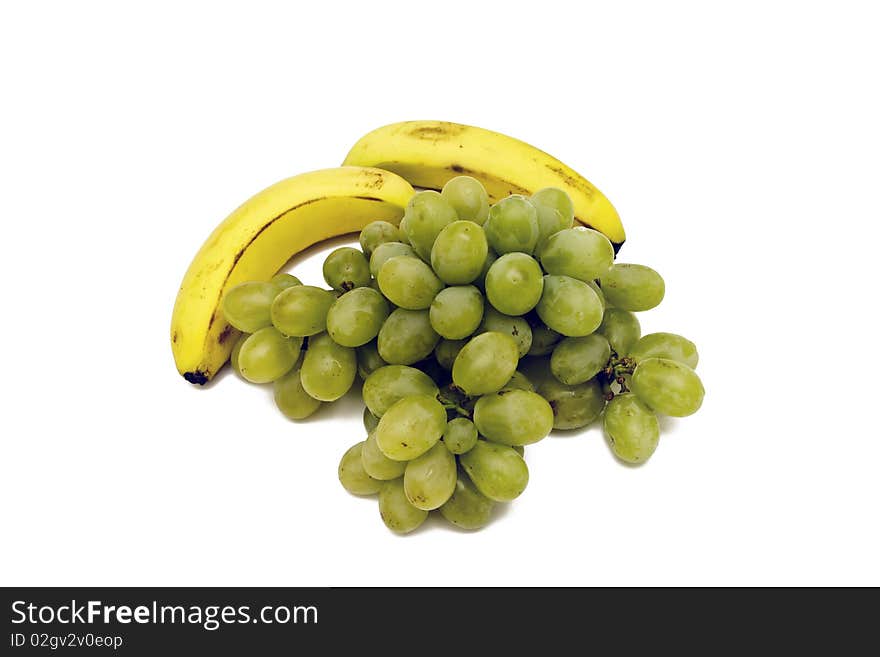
171,166,415,385
343,120,625,249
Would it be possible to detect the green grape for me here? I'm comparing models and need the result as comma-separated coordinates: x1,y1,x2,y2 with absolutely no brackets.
362,365,439,417
512,445,525,457
527,322,562,356
484,195,539,255
237,327,303,384
532,205,564,257
379,478,428,534
271,285,336,337
540,227,615,282
600,263,665,311
397,214,410,243
270,273,302,295
429,286,484,340
441,175,490,224
222,281,276,333
459,441,529,502
478,306,532,358
230,332,248,377
359,220,401,257
537,377,605,430
631,357,704,417
473,249,498,291
369,241,418,277
531,187,575,254
377,308,439,365
587,280,606,309
377,255,444,310
598,307,641,355
604,393,660,464
338,442,383,496
356,341,387,380
363,407,380,434
402,190,458,261
484,252,544,316
501,370,535,393
404,442,457,510
299,333,357,402
375,394,447,461
325,287,390,347
452,332,519,396
434,338,467,370
473,390,554,446
361,431,406,480
323,246,371,292
439,469,495,530
430,220,489,284
551,334,611,385
629,332,699,369
273,367,322,420
442,417,479,454
535,275,603,337
531,187,574,225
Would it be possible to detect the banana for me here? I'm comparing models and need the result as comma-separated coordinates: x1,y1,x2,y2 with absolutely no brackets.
171,166,414,385
343,120,625,249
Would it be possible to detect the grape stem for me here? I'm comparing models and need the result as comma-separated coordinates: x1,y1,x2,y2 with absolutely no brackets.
601,354,637,400
437,385,475,419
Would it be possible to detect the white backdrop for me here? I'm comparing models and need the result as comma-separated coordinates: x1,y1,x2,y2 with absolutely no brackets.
2,1,877,586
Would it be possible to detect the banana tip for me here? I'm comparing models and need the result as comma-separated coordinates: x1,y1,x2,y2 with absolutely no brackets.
183,370,210,386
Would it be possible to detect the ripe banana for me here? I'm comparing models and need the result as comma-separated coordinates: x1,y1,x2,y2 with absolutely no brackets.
171,166,415,385
343,120,625,249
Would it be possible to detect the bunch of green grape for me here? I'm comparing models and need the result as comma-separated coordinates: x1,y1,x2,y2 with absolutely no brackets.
220,176,704,534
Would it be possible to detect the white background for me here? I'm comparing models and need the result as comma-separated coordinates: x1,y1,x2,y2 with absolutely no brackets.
2,1,878,586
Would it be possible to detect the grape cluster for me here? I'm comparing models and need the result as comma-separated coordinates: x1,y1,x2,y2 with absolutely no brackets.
221,176,704,533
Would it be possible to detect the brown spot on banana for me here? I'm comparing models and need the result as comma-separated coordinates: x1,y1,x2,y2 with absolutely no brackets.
217,324,235,345
361,170,386,190
407,123,465,140
545,164,595,199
